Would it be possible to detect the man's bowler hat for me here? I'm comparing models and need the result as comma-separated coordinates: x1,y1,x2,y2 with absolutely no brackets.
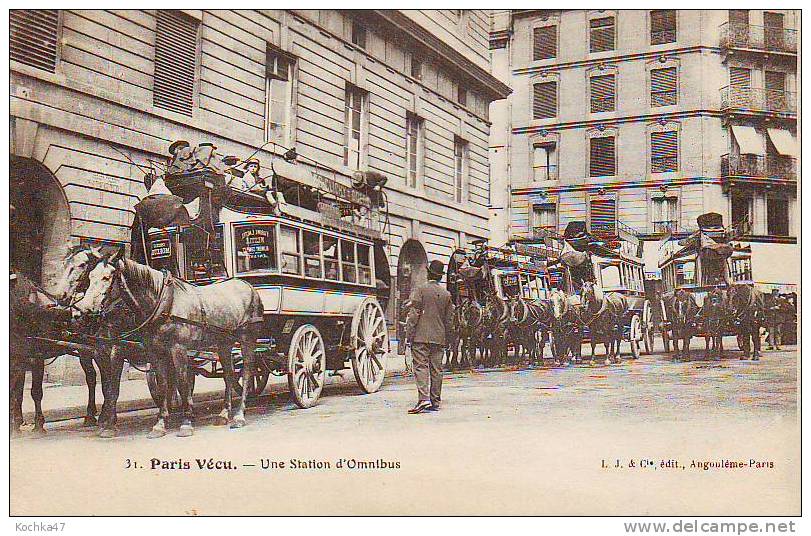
427,259,445,277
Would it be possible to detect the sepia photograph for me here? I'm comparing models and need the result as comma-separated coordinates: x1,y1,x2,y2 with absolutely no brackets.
6,5,802,523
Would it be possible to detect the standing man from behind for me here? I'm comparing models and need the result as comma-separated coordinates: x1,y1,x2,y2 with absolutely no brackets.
405,260,455,414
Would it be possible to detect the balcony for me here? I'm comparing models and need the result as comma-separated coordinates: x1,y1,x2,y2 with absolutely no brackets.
530,226,557,241
719,22,797,54
719,87,796,115
721,153,797,182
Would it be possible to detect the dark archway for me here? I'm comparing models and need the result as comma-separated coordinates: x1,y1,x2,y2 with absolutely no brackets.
10,156,71,290
395,238,428,353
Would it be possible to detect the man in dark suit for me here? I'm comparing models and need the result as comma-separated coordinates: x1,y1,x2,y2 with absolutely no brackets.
405,259,455,414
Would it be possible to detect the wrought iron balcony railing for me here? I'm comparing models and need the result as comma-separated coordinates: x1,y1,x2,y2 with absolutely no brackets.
719,86,796,114
719,22,798,54
721,154,797,181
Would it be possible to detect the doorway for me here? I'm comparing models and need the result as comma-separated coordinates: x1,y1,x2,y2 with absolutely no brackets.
395,239,428,353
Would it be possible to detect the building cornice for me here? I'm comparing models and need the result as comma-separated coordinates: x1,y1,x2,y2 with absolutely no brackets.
513,109,722,135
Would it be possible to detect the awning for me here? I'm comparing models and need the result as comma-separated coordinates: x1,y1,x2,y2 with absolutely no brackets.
767,128,798,157
731,125,764,155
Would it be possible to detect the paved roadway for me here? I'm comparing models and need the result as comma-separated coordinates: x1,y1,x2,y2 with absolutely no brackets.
11,340,800,516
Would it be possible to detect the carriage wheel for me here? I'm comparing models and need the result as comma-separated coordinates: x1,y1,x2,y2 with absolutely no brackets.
287,324,326,409
642,300,654,355
232,348,271,399
629,315,641,360
351,297,390,394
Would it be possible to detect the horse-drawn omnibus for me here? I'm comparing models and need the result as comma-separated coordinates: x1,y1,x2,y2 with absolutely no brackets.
132,145,392,409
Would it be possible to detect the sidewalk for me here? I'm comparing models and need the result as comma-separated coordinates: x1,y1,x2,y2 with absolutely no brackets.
23,340,410,423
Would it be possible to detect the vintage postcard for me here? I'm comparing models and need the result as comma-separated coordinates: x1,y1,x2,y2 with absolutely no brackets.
7,7,801,521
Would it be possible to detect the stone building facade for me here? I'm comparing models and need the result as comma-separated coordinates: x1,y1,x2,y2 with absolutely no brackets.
489,9,798,289
10,9,509,381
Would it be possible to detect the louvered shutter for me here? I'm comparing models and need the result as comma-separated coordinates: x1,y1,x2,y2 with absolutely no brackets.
154,11,199,116
650,10,676,45
533,82,557,119
10,10,59,72
590,17,615,53
533,26,557,60
765,71,786,92
651,131,678,173
730,67,750,88
764,12,784,30
589,199,617,238
590,74,615,112
729,10,749,25
589,137,616,177
651,68,677,106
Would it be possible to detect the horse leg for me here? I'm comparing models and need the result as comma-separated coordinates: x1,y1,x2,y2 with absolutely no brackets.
170,344,194,437
683,334,691,361
30,357,46,436
217,342,236,425
98,347,124,438
147,355,171,439
232,335,255,428
718,335,724,360
752,326,761,360
79,355,98,427
10,365,25,437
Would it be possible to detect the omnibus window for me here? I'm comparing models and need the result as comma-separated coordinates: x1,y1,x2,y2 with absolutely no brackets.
303,230,322,278
340,240,357,283
357,243,372,285
234,224,277,273
280,225,301,275
675,260,696,286
323,235,339,280
600,264,621,287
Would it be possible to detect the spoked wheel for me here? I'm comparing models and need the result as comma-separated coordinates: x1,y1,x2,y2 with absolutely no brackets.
660,301,671,354
232,347,270,399
642,300,654,354
287,324,326,409
351,297,390,394
629,314,641,360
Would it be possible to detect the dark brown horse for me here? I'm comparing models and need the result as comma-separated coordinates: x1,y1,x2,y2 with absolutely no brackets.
699,287,727,360
549,290,583,366
664,289,699,362
728,283,765,361
455,296,484,369
580,281,627,365
481,293,509,367
73,250,264,438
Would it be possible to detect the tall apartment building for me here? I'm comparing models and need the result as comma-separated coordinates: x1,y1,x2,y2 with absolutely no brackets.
10,9,509,381
489,9,798,289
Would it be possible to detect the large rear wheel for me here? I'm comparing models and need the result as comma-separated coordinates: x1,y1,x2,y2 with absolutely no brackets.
287,324,326,409
629,314,641,360
351,297,389,394
642,300,654,354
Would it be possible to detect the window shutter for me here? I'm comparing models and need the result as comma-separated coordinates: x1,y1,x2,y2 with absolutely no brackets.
651,67,677,106
533,82,557,119
590,17,615,53
729,67,751,88
589,137,616,177
729,10,749,25
590,74,615,112
764,12,784,29
765,71,786,92
650,10,676,45
10,10,59,72
589,199,617,238
154,10,199,116
533,26,557,60
651,131,678,173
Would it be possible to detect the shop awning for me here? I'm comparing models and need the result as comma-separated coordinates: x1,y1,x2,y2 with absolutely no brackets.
767,128,798,157
731,125,763,155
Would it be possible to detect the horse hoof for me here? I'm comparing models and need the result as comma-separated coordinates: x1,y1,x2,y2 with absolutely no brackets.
147,428,166,439
30,427,47,438
98,427,116,439
214,415,229,426
82,416,98,428
230,418,246,429
177,425,194,438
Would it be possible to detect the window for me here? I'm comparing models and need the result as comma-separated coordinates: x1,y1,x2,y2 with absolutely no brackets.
533,81,557,119
454,137,468,203
457,86,467,107
675,260,696,287
10,9,59,72
323,235,339,280
731,193,752,228
590,74,616,113
154,10,200,116
650,10,676,45
340,240,357,283
234,224,277,273
651,131,678,173
280,225,301,275
532,203,557,236
405,113,423,188
303,230,322,278
589,136,616,177
729,10,749,25
651,67,677,106
729,67,752,107
590,16,615,53
532,144,557,181
765,71,787,110
767,197,789,236
358,244,372,285
410,55,422,79
589,198,617,238
533,26,557,60
652,196,678,232
265,48,295,145
764,12,785,51
600,264,621,287
344,84,367,169
351,20,367,48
